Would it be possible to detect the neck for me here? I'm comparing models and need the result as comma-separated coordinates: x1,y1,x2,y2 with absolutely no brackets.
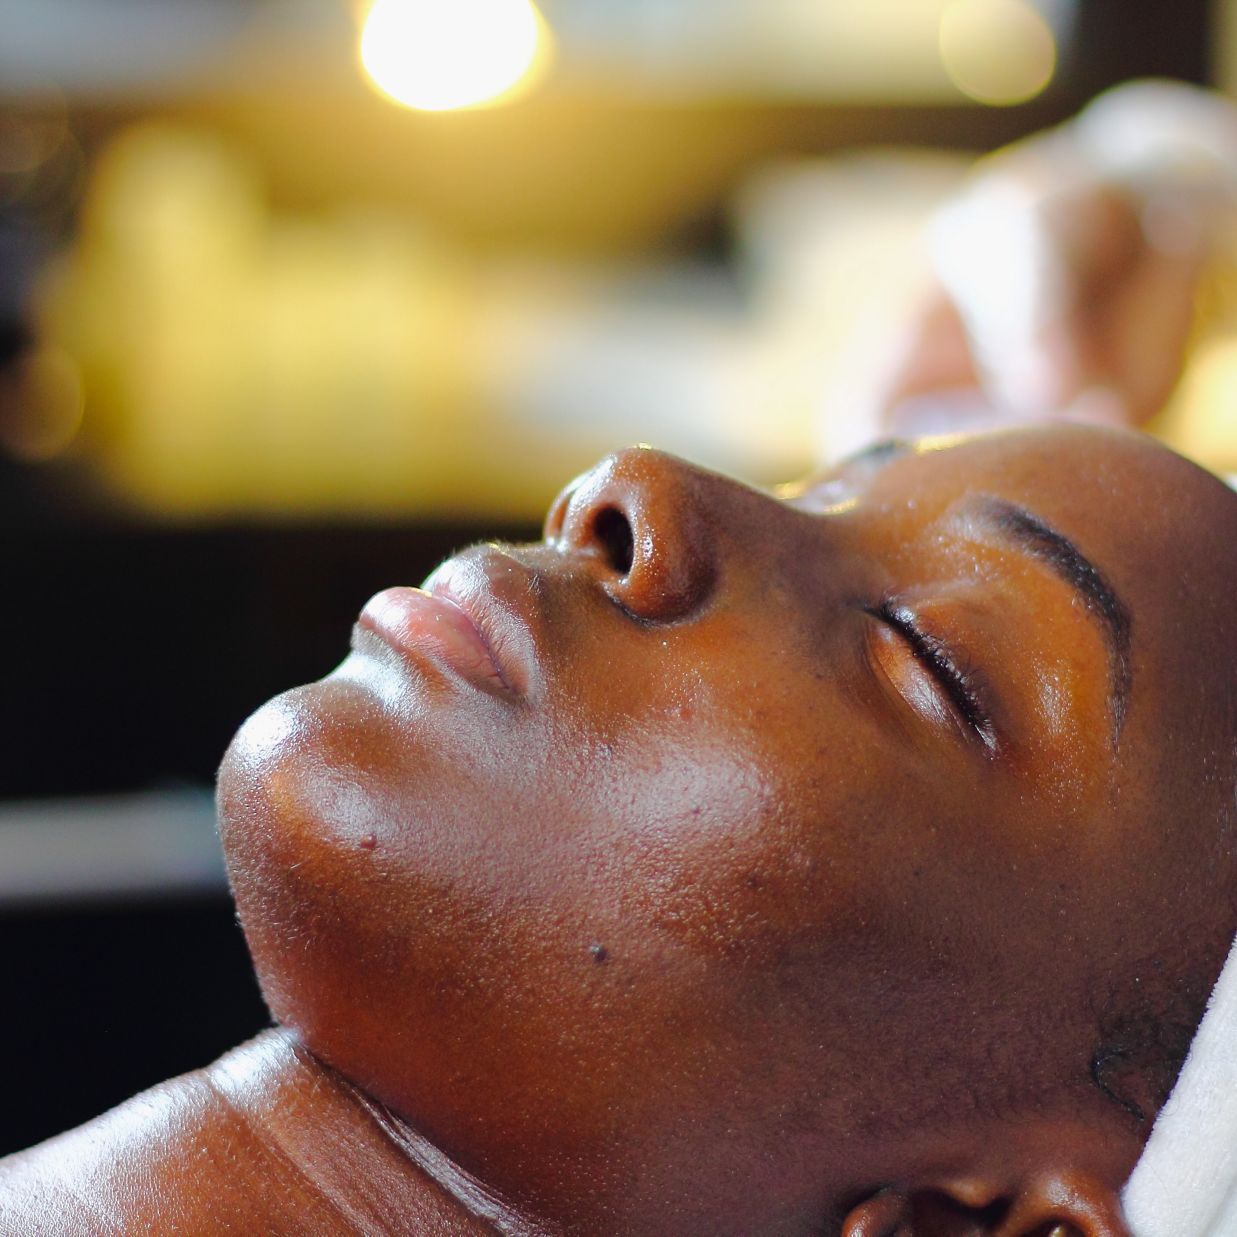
209,1035,1149,1236
206,1029,542,1235
223,1036,850,1235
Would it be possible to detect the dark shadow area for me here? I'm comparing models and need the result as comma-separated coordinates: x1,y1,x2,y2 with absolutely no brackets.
1,897,266,1157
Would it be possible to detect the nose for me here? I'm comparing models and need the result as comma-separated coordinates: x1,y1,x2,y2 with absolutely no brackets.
543,447,720,623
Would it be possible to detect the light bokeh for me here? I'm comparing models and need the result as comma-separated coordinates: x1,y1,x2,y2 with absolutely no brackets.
359,0,548,112
938,0,1057,106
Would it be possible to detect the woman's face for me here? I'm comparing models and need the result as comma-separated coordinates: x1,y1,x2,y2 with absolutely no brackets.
219,426,1237,1228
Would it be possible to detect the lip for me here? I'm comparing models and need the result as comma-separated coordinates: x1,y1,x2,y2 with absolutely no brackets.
356,548,536,699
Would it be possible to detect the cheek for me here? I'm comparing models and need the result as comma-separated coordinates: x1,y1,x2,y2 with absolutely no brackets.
217,683,403,1032
217,612,1018,1127
576,672,913,970
582,734,781,961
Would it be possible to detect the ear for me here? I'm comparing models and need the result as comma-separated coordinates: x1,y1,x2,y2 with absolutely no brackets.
840,1171,1131,1237
997,1172,1131,1237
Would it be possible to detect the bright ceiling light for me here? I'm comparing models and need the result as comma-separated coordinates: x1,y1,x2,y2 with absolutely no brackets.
358,0,548,113
939,0,1057,107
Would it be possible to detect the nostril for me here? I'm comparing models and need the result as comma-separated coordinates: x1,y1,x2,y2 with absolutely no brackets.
592,506,635,576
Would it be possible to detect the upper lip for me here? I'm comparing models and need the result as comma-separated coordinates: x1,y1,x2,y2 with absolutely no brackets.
421,546,540,699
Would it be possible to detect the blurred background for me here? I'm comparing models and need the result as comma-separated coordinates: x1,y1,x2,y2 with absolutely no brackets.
0,0,1231,1155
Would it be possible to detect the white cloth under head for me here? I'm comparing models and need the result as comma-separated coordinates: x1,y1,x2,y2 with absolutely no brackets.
1122,933,1237,1236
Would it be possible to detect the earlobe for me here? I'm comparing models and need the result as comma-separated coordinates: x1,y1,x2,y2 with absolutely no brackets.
839,1172,1131,1237
999,1172,1131,1237
840,1189,909,1237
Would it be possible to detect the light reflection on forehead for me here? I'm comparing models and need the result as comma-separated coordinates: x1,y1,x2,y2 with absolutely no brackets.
786,434,986,513
782,438,913,511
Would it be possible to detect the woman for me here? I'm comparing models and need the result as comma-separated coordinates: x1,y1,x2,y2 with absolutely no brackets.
3,424,1236,1235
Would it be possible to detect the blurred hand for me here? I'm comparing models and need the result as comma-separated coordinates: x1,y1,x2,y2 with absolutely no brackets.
857,80,1237,447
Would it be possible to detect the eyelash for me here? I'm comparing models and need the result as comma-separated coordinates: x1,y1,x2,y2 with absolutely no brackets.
867,599,997,751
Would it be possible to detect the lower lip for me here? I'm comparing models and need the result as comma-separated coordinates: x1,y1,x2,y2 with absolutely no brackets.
357,587,511,695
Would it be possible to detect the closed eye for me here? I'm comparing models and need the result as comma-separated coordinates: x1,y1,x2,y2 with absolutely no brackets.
866,600,998,753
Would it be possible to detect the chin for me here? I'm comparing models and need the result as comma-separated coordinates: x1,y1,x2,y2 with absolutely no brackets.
216,678,402,1035
214,669,526,1105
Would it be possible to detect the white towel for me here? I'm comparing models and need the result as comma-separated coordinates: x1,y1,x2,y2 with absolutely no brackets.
1123,935,1237,1236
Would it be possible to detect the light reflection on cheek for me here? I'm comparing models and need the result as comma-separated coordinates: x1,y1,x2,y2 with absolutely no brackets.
590,738,783,958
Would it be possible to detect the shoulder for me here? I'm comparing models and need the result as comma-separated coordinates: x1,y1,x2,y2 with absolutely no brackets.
0,1032,360,1236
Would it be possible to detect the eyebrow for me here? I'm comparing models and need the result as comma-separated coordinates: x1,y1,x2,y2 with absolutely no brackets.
978,498,1133,735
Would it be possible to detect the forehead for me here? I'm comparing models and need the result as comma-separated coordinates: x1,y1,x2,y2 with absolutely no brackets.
811,428,1172,507
803,428,1227,563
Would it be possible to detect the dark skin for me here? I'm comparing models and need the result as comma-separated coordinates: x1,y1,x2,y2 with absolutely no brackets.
3,425,1236,1235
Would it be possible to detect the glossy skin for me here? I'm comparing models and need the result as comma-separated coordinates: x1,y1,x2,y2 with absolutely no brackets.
0,1030,495,1236
5,426,1237,1235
